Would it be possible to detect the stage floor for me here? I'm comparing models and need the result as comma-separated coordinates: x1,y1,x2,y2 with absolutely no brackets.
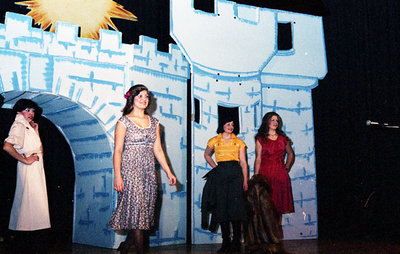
8,239,397,254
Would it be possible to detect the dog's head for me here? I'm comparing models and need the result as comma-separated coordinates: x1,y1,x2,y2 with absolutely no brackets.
248,174,273,194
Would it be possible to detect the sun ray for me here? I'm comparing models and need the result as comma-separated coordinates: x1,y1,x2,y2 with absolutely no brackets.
106,17,118,32
41,19,51,31
16,0,137,40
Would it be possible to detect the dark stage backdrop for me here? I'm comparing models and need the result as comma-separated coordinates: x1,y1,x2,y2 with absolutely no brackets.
1,0,399,244
315,0,400,241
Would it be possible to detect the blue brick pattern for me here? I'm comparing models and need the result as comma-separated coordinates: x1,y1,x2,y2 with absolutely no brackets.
0,12,189,248
171,0,327,243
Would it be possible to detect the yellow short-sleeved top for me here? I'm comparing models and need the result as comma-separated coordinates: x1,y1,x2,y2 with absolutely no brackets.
207,133,246,162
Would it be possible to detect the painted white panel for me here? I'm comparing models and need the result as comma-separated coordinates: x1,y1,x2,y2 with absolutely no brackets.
171,0,326,243
0,12,189,248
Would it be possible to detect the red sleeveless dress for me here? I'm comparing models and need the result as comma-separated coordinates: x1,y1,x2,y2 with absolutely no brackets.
257,135,294,214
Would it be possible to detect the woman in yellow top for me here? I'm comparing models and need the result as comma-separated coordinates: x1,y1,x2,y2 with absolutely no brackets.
204,115,248,253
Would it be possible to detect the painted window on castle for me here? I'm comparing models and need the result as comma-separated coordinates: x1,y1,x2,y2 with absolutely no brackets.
193,0,215,13
218,105,240,134
194,98,201,124
278,22,293,51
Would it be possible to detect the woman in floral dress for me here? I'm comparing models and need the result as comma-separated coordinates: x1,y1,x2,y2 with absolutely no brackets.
109,84,176,254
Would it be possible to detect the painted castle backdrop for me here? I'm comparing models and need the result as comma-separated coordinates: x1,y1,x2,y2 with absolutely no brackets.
0,0,326,248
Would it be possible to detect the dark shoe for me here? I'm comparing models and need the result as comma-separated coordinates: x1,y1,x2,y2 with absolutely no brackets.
217,239,231,253
117,241,130,254
232,221,242,253
231,239,242,252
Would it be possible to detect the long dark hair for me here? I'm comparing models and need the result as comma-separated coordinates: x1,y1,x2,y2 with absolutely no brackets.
122,84,151,115
255,112,291,143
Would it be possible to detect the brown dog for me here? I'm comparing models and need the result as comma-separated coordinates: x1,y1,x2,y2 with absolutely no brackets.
245,174,288,254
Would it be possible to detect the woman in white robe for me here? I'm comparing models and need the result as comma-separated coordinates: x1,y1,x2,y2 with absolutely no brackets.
3,99,50,231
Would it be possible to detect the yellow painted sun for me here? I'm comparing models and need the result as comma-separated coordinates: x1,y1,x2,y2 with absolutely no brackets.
16,0,137,40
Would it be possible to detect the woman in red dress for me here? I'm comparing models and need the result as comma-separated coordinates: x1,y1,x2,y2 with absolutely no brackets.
254,112,295,232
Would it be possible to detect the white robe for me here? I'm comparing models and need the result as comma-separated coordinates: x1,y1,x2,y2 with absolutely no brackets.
5,114,51,231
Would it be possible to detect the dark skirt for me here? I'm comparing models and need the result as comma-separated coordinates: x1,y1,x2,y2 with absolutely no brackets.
214,161,247,222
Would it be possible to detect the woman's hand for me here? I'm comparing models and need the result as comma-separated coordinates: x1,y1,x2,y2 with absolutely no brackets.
204,146,217,169
284,141,295,172
114,175,124,193
239,147,249,192
30,121,38,129
24,153,39,165
30,121,40,135
243,181,248,191
254,140,262,175
167,173,177,186
113,122,125,193
3,142,38,165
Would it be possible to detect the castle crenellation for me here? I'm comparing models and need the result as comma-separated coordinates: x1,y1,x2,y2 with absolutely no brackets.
0,12,189,79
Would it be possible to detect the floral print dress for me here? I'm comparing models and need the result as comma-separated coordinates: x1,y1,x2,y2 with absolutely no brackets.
109,115,159,230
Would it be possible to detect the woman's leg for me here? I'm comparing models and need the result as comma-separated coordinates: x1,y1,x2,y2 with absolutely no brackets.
134,229,144,254
218,222,231,253
118,230,135,254
278,213,284,239
232,221,242,252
